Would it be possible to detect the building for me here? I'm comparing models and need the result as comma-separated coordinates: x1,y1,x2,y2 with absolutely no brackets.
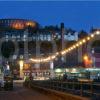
0,18,80,79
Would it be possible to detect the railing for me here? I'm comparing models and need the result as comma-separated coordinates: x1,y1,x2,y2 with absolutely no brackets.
30,80,100,99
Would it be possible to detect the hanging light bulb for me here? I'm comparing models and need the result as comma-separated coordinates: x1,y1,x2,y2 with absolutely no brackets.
90,34,94,38
87,37,90,40
96,31,100,35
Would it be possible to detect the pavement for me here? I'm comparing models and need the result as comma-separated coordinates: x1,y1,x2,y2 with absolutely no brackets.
0,81,53,100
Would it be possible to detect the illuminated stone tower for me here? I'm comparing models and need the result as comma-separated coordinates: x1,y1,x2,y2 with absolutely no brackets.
61,23,66,62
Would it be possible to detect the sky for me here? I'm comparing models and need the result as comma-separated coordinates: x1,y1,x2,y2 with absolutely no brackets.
0,1,100,32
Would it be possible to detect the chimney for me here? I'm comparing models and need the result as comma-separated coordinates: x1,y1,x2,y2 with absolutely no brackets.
61,22,64,30
60,22,64,50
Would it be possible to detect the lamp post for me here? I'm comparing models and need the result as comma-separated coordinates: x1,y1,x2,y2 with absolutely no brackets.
50,60,55,79
83,55,89,68
19,60,24,79
83,55,93,68
92,48,95,68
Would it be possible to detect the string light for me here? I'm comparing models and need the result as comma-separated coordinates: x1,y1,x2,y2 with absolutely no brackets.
87,37,90,40
68,48,71,51
73,45,76,49
71,47,74,50
65,49,68,53
61,50,66,55
82,39,86,43
75,43,79,47
56,52,59,56
96,31,100,35
30,31,100,63
79,41,82,45
90,34,94,38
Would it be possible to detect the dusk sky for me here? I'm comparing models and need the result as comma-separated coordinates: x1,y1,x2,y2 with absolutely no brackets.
0,1,100,32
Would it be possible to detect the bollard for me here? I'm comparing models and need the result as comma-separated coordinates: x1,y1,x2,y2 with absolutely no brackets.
90,82,93,96
80,81,83,96
72,81,75,93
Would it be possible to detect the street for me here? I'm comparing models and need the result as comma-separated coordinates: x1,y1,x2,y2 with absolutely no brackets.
0,81,53,100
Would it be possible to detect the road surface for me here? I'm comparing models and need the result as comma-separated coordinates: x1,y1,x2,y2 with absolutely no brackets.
0,81,53,100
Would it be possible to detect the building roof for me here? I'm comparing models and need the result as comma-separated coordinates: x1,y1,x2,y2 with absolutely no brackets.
0,18,39,30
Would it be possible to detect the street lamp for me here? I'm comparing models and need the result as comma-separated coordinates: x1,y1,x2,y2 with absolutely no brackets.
83,55,92,68
83,55,89,68
7,64,10,70
83,55,88,61
19,60,24,79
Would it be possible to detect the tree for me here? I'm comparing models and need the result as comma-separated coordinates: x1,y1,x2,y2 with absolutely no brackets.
44,25,60,31
1,41,15,58
92,40,100,47
78,30,88,39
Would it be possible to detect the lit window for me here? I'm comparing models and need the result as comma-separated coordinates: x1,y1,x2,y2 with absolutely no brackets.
12,21,24,29
26,21,36,27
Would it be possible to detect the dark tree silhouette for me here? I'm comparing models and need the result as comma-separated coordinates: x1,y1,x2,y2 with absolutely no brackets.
78,30,88,39
92,40,100,47
1,41,15,58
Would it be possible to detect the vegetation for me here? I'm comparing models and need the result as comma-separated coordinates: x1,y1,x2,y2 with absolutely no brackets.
92,40,100,47
1,41,15,58
78,30,88,39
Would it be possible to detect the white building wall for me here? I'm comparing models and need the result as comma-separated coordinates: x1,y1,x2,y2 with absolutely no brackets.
64,32,78,41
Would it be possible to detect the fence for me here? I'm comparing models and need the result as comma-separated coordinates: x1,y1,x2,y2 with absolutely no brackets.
30,80,100,98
